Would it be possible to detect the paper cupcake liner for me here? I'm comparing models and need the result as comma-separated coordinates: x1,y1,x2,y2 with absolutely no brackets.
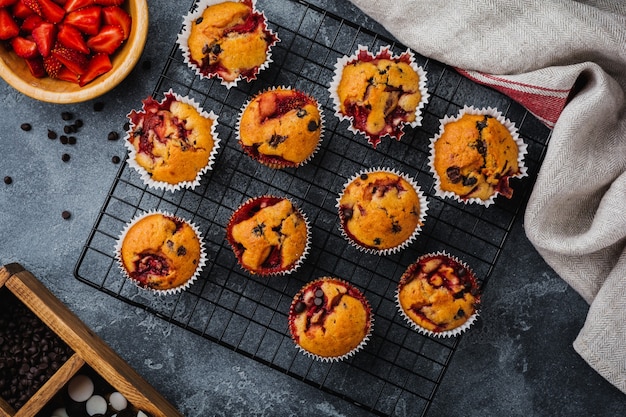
428,105,528,207
288,277,373,362
177,0,280,89
114,210,208,296
395,251,480,338
124,89,221,192
336,167,429,256
329,44,429,148
226,195,311,276
235,86,325,169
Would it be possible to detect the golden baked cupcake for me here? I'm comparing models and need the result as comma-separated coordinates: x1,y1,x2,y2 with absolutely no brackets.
116,211,207,294
125,90,220,191
330,45,429,148
396,252,480,337
178,0,279,88
289,277,372,361
226,196,310,275
337,168,428,255
237,87,323,168
429,106,527,206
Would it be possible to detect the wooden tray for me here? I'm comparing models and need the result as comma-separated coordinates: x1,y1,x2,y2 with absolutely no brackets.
0,263,183,417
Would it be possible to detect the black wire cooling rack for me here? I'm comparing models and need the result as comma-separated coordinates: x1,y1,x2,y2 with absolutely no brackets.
74,0,552,415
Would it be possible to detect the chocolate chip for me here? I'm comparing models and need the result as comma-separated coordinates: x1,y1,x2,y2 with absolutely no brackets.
47,129,57,139
63,125,72,134
61,153,70,162
195,17,203,24
341,207,353,221
4,176,12,184
68,136,77,145
93,102,104,112
268,134,287,147
61,112,73,121
462,176,477,186
307,120,319,132
123,121,130,131
74,119,83,128
107,131,119,141
177,246,187,256
60,135,69,144
360,173,368,180
446,166,462,183
20,123,32,131
62,211,71,219
112,155,121,164
294,301,306,314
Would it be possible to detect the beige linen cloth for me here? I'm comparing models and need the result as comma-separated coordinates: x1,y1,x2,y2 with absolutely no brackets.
348,0,626,394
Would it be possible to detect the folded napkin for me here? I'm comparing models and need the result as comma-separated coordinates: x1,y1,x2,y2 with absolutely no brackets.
348,0,626,394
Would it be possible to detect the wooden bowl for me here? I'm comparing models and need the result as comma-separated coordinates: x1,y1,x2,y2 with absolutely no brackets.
0,0,149,104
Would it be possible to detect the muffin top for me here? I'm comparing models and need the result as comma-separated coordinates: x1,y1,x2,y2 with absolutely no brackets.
186,0,278,84
338,170,423,252
126,93,217,186
119,213,202,291
238,87,322,168
227,196,309,275
335,47,424,147
397,253,480,334
289,278,371,359
432,113,521,202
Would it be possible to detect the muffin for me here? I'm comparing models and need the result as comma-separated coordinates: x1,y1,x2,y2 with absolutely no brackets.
289,277,372,361
429,106,527,206
178,0,279,88
237,87,323,168
115,211,207,294
337,168,428,255
226,196,310,275
330,45,429,148
396,252,480,337
125,90,220,191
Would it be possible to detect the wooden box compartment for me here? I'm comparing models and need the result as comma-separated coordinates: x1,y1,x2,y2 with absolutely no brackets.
0,264,183,417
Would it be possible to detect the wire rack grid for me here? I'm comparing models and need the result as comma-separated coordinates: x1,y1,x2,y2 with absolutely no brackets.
74,0,552,415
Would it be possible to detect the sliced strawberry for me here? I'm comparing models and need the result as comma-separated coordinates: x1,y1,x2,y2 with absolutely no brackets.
11,36,39,58
31,22,56,57
63,5,101,35
43,54,62,77
79,52,111,85
52,44,88,74
63,0,93,13
94,0,122,5
86,24,123,54
0,0,19,7
21,14,44,32
57,23,89,54
38,0,65,23
57,65,80,83
25,56,46,77
0,8,20,40
102,6,130,40
22,0,42,16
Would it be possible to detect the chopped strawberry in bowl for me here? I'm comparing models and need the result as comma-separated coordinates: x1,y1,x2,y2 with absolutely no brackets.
0,0,148,103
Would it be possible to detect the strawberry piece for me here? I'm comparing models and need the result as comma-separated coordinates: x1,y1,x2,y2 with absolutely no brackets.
43,54,62,77
57,66,80,83
11,36,39,58
57,23,89,54
22,0,42,16
0,8,20,40
0,0,19,7
25,56,46,77
79,52,111,86
38,0,66,23
94,0,122,5
21,14,44,32
63,5,101,35
63,0,93,13
31,22,56,57
86,24,123,54
52,44,88,74
102,6,130,40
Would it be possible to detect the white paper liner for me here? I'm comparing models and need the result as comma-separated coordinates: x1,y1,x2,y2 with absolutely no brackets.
336,167,429,256
114,210,208,296
395,251,480,338
124,89,221,192
226,195,311,276
428,105,528,207
235,86,325,169
177,0,280,89
289,277,374,362
329,44,430,148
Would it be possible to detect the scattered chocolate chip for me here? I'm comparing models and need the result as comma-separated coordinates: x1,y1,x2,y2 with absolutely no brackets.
60,135,69,144
61,210,71,219
107,131,119,141
360,173,368,180
307,120,319,132
112,155,121,164
61,111,73,121
177,246,187,256
446,166,462,184
68,136,77,145
341,207,353,221
47,129,57,139
462,176,477,187
20,123,32,131
123,122,130,131
268,134,286,147
4,176,12,184
74,119,83,128
294,301,306,314
63,125,72,134
61,153,70,162
93,102,104,112
195,17,203,24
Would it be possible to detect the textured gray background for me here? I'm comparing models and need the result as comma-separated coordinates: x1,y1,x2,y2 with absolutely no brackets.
0,0,624,416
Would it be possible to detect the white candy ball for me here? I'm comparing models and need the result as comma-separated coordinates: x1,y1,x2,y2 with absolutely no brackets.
86,394,107,416
68,375,94,402
108,391,128,411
